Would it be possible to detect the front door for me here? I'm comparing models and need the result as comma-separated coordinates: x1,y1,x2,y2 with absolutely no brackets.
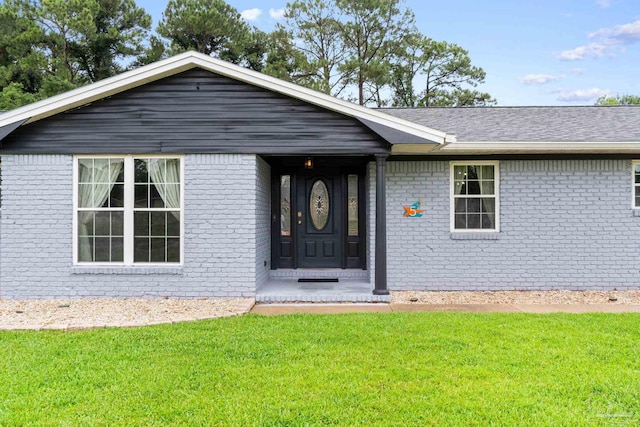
295,172,343,268
271,157,367,270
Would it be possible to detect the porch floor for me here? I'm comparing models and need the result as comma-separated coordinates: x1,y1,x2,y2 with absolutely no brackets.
256,279,391,303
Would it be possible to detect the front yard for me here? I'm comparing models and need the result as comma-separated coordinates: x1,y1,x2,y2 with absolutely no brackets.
1,312,639,425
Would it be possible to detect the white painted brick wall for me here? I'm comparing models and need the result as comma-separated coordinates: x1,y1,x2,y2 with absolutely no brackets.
366,162,375,285
0,154,262,298
3,155,638,297
382,159,640,291
255,156,271,291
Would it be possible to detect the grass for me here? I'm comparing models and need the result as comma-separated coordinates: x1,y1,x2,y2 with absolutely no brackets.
1,313,639,426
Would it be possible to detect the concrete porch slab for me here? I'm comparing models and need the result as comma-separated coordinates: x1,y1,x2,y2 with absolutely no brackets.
256,279,390,303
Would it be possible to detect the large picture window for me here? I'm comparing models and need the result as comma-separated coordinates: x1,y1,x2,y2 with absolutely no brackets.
75,156,183,265
450,161,499,232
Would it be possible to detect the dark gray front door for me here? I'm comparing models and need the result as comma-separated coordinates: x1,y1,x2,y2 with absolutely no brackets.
295,172,343,268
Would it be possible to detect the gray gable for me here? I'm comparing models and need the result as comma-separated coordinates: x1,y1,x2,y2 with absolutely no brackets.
1,69,391,155
380,106,640,142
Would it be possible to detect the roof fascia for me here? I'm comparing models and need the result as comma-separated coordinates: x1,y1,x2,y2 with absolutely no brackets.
0,56,198,129
430,141,640,154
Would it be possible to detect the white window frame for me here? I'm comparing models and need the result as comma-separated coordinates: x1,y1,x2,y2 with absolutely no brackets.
633,161,640,209
450,160,500,233
73,155,184,266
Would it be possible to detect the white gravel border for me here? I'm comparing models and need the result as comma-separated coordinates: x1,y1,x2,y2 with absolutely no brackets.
392,290,640,305
3,291,640,330
0,298,255,330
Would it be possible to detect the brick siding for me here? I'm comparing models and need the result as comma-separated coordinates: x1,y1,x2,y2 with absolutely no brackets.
0,154,262,298
380,159,639,291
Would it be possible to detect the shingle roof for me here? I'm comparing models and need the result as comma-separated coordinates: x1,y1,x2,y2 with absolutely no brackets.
379,106,640,142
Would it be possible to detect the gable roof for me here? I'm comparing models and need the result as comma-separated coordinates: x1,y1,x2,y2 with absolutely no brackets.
381,106,640,154
0,51,450,147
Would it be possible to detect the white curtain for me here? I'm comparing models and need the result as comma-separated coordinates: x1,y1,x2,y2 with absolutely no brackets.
479,180,495,229
148,159,180,219
78,159,123,261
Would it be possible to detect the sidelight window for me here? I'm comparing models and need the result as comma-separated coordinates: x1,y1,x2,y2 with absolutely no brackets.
280,175,291,236
348,174,358,236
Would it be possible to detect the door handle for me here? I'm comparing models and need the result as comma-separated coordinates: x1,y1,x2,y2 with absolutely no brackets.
298,220,302,225
297,211,302,225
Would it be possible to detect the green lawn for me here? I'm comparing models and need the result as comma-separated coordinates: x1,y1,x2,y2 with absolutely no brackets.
1,313,639,426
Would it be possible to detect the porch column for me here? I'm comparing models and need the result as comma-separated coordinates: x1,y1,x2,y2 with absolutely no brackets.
373,154,389,295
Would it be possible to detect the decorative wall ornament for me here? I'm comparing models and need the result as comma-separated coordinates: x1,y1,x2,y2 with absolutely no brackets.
403,200,424,217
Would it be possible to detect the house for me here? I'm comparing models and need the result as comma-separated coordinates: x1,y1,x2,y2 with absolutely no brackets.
0,51,639,302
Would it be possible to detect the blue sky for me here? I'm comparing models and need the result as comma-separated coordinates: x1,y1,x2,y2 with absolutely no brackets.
138,0,640,106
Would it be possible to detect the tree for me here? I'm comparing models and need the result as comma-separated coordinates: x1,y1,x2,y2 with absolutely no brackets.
1,0,153,109
157,0,265,70
337,0,415,106
133,35,168,67
391,34,494,107
0,0,50,108
70,0,152,82
19,0,100,85
388,31,422,107
595,94,640,105
225,27,269,73
0,82,37,110
284,0,345,94
0,0,47,95
283,0,494,106
263,27,313,85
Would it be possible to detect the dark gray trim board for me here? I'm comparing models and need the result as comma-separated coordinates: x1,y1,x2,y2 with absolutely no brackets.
0,69,390,155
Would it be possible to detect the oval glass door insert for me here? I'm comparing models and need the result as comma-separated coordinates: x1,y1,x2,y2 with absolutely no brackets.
310,180,329,230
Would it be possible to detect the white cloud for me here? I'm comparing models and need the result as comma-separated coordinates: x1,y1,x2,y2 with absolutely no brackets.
269,8,285,20
240,8,262,22
596,0,611,8
557,42,608,60
569,67,586,75
520,74,563,85
589,19,640,43
556,87,610,102
558,19,640,61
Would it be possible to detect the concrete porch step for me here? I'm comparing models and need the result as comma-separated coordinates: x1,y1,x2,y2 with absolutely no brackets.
256,293,391,303
269,268,369,281
256,278,390,303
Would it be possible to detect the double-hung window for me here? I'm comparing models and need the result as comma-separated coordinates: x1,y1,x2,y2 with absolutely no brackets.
451,161,499,232
75,156,183,265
